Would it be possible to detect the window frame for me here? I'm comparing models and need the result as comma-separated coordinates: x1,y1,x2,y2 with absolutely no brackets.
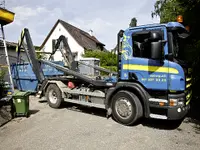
131,27,166,59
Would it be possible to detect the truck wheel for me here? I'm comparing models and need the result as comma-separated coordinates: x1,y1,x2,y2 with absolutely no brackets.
46,84,63,108
111,90,143,126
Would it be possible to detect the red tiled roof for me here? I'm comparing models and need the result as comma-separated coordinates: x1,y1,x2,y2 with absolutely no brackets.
40,19,105,50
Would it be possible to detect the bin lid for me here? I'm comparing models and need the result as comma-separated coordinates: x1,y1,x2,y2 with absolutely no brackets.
13,90,31,97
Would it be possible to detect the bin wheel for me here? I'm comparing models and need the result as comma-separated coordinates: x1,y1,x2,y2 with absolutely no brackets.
111,90,143,126
26,112,29,118
46,84,63,108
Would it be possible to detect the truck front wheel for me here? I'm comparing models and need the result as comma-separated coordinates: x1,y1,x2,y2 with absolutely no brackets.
111,90,143,126
46,84,63,108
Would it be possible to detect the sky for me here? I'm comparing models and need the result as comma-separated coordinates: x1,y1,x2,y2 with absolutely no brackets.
3,0,160,50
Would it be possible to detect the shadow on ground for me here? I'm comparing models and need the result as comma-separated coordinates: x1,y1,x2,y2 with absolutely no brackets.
29,109,40,116
141,118,184,130
62,102,106,118
141,98,200,131
183,99,200,133
60,102,184,130
186,99,200,122
40,99,200,131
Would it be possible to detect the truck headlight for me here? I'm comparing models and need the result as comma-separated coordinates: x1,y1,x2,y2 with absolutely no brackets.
178,97,185,106
169,98,185,106
178,101,184,106
169,99,178,106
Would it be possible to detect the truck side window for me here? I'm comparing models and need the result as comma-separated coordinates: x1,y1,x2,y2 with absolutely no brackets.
132,38,151,59
132,29,164,59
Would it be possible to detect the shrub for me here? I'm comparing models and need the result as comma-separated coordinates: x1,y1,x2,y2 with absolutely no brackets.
0,68,7,98
83,50,117,67
82,50,117,75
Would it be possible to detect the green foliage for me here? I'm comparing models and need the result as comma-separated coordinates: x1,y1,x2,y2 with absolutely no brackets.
129,17,137,27
36,53,47,60
36,47,47,60
102,66,117,72
83,50,117,67
0,68,6,81
0,68,7,98
152,0,184,23
82,50,117,75
152,0,200,101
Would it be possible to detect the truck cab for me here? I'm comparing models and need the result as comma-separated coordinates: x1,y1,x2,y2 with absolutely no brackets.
117,22,191,120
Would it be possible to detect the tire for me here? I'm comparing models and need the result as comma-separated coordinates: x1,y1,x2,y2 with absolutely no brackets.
46,84,63,108
111,90,143,126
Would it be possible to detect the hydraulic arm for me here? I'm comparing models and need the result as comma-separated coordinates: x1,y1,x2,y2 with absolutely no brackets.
16,28,115,89
16,28,45,84
51,35,117,75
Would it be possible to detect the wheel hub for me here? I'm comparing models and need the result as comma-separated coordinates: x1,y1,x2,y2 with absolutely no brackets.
49,89,58,104
115,98,132,119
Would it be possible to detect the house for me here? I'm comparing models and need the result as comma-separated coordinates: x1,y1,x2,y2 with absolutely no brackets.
0,40,28,66
0,40,29,82
40,19,105,61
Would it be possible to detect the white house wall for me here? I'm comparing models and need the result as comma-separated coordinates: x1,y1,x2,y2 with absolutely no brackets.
42,22,84,61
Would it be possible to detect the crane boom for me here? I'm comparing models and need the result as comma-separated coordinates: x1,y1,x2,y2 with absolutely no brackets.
16,28,45,83
52,35,117,75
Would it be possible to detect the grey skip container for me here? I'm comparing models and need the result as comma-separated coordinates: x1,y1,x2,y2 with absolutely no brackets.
79,58,100,76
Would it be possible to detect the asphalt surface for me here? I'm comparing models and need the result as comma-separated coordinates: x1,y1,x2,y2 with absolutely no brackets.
0,96,200,150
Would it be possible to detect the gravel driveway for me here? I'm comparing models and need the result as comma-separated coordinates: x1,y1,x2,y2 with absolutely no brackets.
0,96,200,150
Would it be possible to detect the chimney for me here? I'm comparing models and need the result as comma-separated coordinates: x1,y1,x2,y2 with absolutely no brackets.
89,29,93,36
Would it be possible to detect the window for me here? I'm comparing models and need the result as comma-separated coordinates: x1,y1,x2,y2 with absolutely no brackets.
132,39,151,58
132,29,164,59
168,31,184,60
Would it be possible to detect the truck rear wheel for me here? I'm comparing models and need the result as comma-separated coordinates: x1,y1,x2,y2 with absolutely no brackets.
46,84,63,108
111,90,143,126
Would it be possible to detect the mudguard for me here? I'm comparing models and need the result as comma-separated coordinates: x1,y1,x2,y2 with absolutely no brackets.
105,82,150,117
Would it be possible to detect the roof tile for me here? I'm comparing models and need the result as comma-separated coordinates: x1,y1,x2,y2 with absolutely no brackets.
40,19,105,50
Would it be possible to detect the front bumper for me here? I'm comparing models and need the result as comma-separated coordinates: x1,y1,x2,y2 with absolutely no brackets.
149,93,190,120
167,104,190,120
167,93,190,120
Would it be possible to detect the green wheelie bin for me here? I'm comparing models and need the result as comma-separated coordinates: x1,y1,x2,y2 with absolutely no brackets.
12,91,31,117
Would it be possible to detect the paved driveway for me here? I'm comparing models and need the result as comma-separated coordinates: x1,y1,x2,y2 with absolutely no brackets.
0,96,200,150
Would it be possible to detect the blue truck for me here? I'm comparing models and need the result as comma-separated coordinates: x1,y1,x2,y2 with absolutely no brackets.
15,21,191,126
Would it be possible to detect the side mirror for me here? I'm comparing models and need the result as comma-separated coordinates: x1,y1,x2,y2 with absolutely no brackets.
151,41,162,59
149,32,162,41
165,53,173,61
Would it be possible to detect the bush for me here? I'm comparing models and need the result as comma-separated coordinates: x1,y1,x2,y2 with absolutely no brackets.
101,66,117,76
83,50,117,67
82,50,117,75
0,68,7,98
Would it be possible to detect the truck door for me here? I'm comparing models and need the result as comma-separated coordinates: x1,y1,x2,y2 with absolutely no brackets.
121,26,170,91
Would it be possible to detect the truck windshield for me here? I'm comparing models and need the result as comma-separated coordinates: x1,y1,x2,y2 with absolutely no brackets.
172,32,180,58
170,31,187,60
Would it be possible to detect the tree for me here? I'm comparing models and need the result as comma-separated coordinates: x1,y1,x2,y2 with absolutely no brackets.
151,0,200,62
151,0,185,23
0,68,7,98
129,17,137,27
152,0,200,119
82,50,117,75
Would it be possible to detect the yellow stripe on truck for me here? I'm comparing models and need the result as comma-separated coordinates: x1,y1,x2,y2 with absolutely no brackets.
123,64,179,74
